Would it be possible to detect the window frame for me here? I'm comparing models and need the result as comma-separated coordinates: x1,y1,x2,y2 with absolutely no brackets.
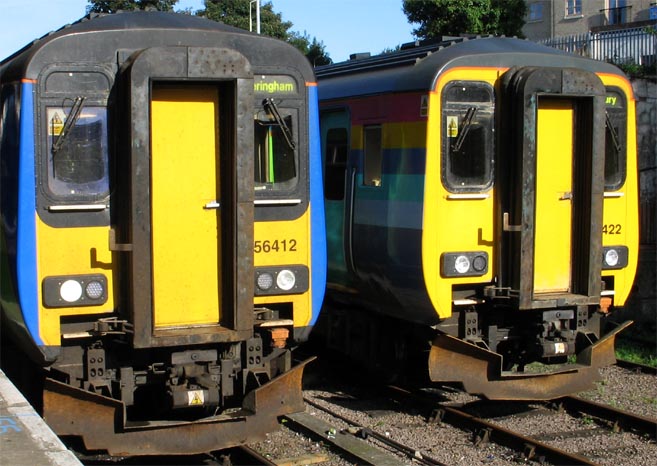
363,125,383,188
440,81,495,193
528,2,544,22
565,0,583,17
324,126,349,200
603,86,627,191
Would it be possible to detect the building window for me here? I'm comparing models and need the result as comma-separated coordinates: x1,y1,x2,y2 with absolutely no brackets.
565,0,582,16
606,0,628,25
529,2,543,21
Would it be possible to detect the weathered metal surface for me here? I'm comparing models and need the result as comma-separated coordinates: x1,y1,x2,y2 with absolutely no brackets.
284,411,407,466
428,321,632,400
43,358,312,456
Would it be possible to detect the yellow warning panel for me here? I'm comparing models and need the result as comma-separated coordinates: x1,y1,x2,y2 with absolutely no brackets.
151,85,222,328
188,390,205,406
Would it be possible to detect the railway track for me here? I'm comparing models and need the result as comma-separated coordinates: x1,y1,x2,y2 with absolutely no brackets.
386,385,598,465
285,397,448,466
551,395,657,439
616,359,657,375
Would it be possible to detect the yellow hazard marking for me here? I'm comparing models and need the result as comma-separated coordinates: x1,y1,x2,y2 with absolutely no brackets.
447,116,458,137
188,390,204,406
49,110,64,136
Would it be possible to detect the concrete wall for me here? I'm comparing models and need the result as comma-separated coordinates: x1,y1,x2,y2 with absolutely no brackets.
619,77,656,341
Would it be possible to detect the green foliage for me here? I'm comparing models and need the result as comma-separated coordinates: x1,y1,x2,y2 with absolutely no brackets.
198,1,330,65
288,31,332,66
199,0,290,40
87,0,178,13
402,0,526,39
615,340,657,367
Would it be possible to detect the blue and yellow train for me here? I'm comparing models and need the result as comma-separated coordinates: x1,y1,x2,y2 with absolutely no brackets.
316,37,638,400
0,11,325,455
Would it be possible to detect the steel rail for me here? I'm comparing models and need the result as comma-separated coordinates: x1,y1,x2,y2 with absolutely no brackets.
386,386,597,466
554,395,657,439
616,359,657,375
290,398,448,466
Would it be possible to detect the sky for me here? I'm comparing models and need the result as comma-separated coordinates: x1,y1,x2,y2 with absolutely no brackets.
0,0,417,63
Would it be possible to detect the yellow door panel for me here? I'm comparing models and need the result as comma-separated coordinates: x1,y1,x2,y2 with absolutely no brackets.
151,85,221,327
534,99,573,293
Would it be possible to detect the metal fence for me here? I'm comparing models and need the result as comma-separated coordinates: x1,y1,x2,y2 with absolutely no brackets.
540,25,656,66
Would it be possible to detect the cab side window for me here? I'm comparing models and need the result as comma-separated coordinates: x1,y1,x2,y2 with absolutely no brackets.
604,88,627,191
442,82,494,192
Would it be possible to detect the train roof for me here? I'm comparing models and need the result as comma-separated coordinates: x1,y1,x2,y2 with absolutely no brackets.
316,37,625,101
1,11,313,83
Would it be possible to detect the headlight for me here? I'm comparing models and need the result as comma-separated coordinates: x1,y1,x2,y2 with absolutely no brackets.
454,256,471,274
254,266,309,296
60,280,83,302
602,246,628,270
256,272,274,291
441,252,489,277
276,269,296,291
604,249,619,267
43,275,108,307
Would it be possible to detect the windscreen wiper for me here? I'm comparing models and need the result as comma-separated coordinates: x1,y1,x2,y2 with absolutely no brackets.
605,111,622,154
451,106,477,153
52,96,86,155
263,98,296,150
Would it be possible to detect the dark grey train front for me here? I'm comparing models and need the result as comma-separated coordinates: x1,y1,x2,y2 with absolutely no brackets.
0,11,326,455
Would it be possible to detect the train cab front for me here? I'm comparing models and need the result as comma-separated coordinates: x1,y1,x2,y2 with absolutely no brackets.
37,44,316,456
428,65,638,400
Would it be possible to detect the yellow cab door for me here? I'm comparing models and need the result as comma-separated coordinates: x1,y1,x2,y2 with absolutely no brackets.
150,84,222,327
534,98,573,293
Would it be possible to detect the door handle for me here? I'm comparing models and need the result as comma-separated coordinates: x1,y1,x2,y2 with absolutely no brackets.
503,212,522,232
204,201,221,209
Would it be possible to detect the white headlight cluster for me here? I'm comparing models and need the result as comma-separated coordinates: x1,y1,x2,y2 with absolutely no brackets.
602,246,628,270
254,266,308,295
43,275,107,307
441,252,488,277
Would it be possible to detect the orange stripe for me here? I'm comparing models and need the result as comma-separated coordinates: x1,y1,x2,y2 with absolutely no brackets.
21,78,37,83
306,82,317,87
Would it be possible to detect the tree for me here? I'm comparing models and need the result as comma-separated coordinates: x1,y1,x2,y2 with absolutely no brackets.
87,0,178,13
199,1,331,65
288,31,332,66
199,0,290,40
402,0,526,39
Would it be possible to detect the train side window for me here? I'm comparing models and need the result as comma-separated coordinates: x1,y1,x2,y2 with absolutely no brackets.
46,104,109,198
441,82,494,192
325,127,348,200
604,88,627,191
254,101,298,191
363,125,382,187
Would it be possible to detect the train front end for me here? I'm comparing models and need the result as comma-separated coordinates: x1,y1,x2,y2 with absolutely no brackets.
0,12,325,456
422,42,638,399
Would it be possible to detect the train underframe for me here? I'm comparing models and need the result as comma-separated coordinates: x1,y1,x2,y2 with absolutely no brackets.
318,297,630,400
4,321,308,456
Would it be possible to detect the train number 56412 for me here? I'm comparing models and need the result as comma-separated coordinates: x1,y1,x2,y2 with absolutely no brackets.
254,239,297,253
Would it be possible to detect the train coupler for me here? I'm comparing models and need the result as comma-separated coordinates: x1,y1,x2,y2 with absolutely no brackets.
428,320,632,400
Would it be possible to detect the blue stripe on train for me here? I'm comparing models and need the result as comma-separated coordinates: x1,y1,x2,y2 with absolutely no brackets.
17,81,41,345
308,85,327,324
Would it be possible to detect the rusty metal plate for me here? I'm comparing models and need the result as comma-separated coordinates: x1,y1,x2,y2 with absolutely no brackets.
428,322,632,400
43,358,313,456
